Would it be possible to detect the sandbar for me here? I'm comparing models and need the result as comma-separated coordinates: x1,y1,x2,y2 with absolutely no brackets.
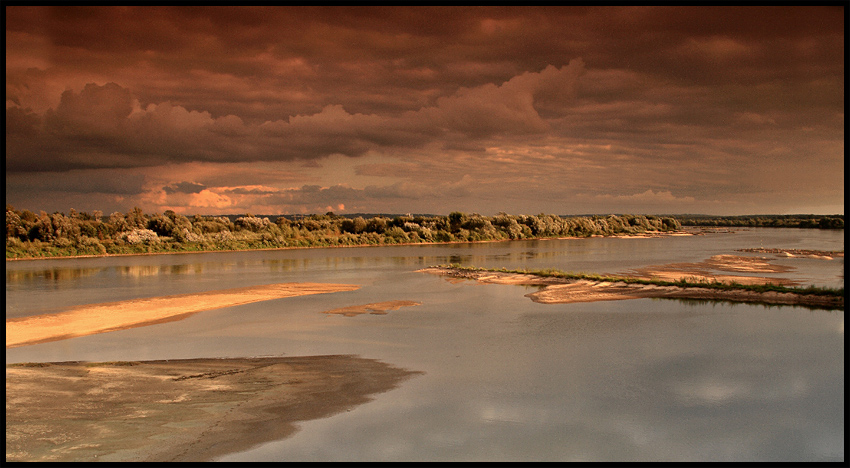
622,254,798,285
6,282,359,348
6,356,420,462
322,301,422,317
419,267,843,309
737,247,844,260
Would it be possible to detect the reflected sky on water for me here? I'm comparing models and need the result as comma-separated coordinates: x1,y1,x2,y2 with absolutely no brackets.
5,228,844,461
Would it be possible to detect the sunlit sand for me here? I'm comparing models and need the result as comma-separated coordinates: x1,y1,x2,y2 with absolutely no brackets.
5,283,359,348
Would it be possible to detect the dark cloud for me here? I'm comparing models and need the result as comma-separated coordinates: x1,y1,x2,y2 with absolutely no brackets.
45,82,133,136
7,62,585,172
6,169,147,207
5,6,844,215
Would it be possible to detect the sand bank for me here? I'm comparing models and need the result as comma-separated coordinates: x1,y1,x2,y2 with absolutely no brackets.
6,356,420,462
737,248,844,260
623,254,798,286
419,267,843,309
322,301,422,317
6,282,359,348
525,280,843,308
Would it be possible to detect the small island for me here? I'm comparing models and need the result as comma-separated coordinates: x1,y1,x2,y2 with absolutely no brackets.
419,265,844,310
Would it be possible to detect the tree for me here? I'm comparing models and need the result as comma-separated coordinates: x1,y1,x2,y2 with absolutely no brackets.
448,211,467,232
6,208,27,240
125,207,146,229
341,217,367,234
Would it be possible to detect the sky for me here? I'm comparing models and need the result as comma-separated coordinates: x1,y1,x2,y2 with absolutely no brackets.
5,6,845,217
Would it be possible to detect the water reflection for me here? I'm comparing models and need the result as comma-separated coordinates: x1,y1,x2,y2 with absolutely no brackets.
117,264,198,277
6,267,103,283
656,297,844,312
214,299,843,462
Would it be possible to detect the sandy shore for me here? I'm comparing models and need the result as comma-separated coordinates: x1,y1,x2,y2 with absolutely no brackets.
6,356,420,462
419,267,844,309
6,282,360,348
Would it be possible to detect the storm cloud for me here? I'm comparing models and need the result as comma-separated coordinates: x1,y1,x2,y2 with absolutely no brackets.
5,6,844,216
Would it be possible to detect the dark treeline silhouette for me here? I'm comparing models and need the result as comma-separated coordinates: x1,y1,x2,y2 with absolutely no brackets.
671,214,844,229
7,206,685,259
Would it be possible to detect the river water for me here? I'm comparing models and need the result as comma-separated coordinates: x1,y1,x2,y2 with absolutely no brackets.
5,228,844,461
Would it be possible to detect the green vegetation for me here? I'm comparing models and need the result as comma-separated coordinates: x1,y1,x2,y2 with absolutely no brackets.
6,205,684,259
6,206,844,260
438,264,845,299
672,214,844,229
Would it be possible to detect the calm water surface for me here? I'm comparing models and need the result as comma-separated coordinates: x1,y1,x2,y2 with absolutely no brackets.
5,228,844,461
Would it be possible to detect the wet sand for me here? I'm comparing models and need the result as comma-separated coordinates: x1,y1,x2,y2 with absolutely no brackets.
6,356,421,462
6,282,360,348
322,301,422,317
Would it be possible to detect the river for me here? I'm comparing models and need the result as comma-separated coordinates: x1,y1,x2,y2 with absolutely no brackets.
5,227,844,461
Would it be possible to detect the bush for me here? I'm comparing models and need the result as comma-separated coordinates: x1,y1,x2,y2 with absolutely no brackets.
122,229,160,245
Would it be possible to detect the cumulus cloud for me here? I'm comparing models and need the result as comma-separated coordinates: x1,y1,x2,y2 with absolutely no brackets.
188,190,233,209
44,82,133,137
7,61,586,173
418,60,585,137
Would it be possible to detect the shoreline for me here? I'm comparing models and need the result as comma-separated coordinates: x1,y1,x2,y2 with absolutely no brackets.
6,356,421,462
418,267,844,310
6,282,360,348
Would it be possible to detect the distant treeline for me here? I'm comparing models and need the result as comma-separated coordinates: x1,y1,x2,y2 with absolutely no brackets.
6,206,682,259
672,214,844,229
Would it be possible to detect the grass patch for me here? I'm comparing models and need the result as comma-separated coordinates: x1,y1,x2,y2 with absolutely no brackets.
84,361,141,367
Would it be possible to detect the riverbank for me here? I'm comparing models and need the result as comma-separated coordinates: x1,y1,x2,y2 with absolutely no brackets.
6,356,420,462
5,229,695,261
419,266,844,310
6,283,360,348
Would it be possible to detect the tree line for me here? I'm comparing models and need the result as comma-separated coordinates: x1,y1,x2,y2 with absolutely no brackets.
7,206,843,259
6,206,684,259
671,214,844,229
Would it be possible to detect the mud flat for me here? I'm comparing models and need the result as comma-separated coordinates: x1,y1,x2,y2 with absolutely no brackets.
419,267,843,310
6,356,420,462
6,283,360,348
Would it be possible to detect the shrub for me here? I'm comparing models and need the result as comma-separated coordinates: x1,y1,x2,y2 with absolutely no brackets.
122,229,160,245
